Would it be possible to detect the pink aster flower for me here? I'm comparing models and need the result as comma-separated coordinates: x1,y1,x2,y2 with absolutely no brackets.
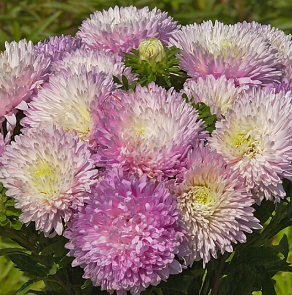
173,145,261,266
77,6,179,54
51,47,137,84
169,21,283,86
0,39,50,125
0,126,98,237
64,169,185,295
208,87,292,203
94,82,207,179
183,75,248,117
21,66,116,146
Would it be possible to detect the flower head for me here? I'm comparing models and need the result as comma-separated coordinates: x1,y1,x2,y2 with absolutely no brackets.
238,21,292,79
22,67,116,146
183,75,247,117
94,82,207,179
65,170,185,295
0,126,98,237
169,21,283,86
174,145,261,266
0,39,50,123
209,88,292,203
51,47,137,84
77,6,179,54
138,37,166,65
35,35,82,63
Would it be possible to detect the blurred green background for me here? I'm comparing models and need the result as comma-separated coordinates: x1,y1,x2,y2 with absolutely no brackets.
1,0,292,50
1,0,292,294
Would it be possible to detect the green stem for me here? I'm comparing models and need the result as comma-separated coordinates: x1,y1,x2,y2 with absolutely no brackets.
211,252,229,295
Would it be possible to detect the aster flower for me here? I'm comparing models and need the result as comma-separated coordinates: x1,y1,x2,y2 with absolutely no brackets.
94,82,207,179
0,131,11,164
64,169,185,295
266,78,292,94
169,20,283,86
238,21,292,79
21,66,116,145
0,39,50,124
182,75,248,117
35,35,82,63
51,47,137,84
77,6,179,54
0,125,98,237
208,87,292,203
173,145,261,266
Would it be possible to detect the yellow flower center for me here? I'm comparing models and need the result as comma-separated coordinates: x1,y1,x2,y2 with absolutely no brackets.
63,103,91,140
209,38,241,58
228,129,261,157
134,125,146,137
30,160,59,196
188,185,214,205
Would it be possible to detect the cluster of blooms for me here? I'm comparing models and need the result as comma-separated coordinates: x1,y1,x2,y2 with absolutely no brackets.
1,5,292,295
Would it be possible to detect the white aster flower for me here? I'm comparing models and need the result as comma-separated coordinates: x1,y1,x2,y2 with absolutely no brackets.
22,67,116,146
0,126,98,237
209,87,292,203
174,145,261,267
0,39,50,125
183,75,248,117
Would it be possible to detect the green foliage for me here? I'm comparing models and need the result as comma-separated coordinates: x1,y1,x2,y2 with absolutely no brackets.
0,237,44,295
124,46,186,89
183,95,217,133
1,0,292,51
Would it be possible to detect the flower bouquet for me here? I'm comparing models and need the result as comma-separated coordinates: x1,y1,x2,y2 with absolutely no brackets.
1,5,292,295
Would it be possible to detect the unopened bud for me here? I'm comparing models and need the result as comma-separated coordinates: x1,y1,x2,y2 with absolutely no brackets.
138,38,166,65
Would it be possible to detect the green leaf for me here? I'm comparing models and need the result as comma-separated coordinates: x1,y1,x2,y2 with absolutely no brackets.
219,264,256,295
16,280,39,295
233,245,282,267
204,114,216,125
40,238,66,257
0,247,27,256
279,234,289,260
8,253,48,277
112,75,121,85
121,75,129,90
260,267,277,295
48,262,58,276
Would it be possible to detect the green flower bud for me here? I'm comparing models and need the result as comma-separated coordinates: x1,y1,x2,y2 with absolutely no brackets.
138,38,166,65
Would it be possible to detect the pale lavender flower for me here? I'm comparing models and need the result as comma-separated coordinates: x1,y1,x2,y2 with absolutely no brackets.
77,6,179,54
169,21,283,86
51,47,137,84
35,35,82,63
209,87,292,203
238,21,292,79
173,145,261,266
64,169,185,295
0,39,50,125
94,82,207,179
266,78,292,94
0,126,98,237
182,75,248,117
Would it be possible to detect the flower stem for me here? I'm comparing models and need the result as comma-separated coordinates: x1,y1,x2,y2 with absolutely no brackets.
211,252,229,295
